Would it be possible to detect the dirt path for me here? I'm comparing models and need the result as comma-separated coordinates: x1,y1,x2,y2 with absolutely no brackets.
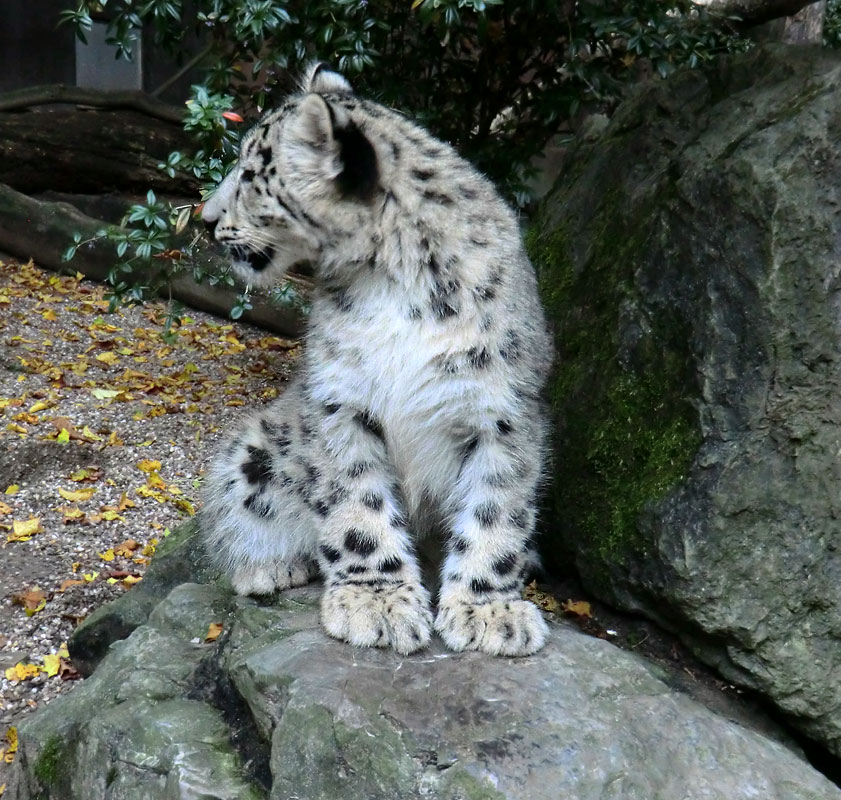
0,257,298,786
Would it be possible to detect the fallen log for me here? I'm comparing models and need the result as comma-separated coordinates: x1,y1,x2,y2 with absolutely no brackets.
0,182,305,338
0,107,197,195
0,84,184,123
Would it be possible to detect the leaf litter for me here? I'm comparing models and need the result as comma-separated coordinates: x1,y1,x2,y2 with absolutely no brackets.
0,258,298,778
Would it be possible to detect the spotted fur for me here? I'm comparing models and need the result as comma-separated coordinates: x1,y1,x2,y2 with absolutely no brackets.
200,64,551,656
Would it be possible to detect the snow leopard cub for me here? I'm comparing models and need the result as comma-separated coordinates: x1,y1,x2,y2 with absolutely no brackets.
200,64,552,657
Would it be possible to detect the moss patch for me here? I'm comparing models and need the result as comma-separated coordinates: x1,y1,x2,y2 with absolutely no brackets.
33,734,70,792
528,191,701,586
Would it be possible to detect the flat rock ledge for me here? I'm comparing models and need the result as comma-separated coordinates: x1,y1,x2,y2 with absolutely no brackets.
7,581,841,799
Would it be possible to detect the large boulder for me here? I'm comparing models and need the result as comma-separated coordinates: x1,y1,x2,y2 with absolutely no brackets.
530,44,841,756
7,560,840,798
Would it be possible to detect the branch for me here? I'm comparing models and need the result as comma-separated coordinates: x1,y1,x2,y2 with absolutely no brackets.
151,43,214,98
0,85,184,125
703,0,819,28
0,182,304,337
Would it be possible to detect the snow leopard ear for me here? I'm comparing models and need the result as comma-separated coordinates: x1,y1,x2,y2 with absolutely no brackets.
293,94,379,200
302,62,353,95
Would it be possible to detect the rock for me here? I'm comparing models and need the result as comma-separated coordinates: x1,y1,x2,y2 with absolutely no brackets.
68,520,219,676
8,580,841,799
529,44,841,756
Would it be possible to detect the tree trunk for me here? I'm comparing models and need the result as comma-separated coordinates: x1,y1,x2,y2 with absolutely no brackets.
0,182,304,337
0,107,198,195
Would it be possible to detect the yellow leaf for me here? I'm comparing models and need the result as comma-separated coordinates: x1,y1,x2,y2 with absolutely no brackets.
122,575,142,588
58,643,70,658
0,501,11,515
5,662,42,682
58,487,96,502
137,459,162,473
80,425,101,441
60,506,85,522
141,539,158,557
43,654,60,677
98,549,115,562
205,622,224,642
91,388,120,400
56,428,70,444
2,725,18,766
95,351,118,365
4,485,19,495
83,571,99,582
5,424,27,434
101,510,124,522
28,401,52,413
8,518,42,542
41,309,58,322
70,466,103,482
172,497,196,516
146,472,166,489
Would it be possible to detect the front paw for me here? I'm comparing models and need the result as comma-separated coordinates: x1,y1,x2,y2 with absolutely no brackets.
231,558,315,596
321,581,433,655
434,597,547,656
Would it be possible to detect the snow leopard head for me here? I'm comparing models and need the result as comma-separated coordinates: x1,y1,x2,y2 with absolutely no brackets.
201,63,380,287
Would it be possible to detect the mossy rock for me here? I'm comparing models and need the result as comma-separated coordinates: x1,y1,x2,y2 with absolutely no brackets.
530,44,841,757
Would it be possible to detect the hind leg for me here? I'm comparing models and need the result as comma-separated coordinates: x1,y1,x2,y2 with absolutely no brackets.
201,382,322,595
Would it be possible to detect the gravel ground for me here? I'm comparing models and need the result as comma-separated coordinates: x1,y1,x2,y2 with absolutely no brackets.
0,257,298,783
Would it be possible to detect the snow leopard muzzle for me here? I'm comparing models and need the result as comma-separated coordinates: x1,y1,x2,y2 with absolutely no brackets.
231,245,274,272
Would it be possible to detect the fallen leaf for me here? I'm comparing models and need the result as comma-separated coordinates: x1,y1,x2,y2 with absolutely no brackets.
69,466,103,483
0,501,12,516
58,578,85,593
50,417,97,443
59,506,85,523
205,622,224,642
522,580,561,614
4,662,42,682
11,588,47,616
59,660,80,681
561,600,593,619
1,725,17,765
42,654,60,678
90,388,120,400
4,485,19,495
114,539,139,556
8,518,42,542
137,459,162,473
98,549,115,562
58,487,96,503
